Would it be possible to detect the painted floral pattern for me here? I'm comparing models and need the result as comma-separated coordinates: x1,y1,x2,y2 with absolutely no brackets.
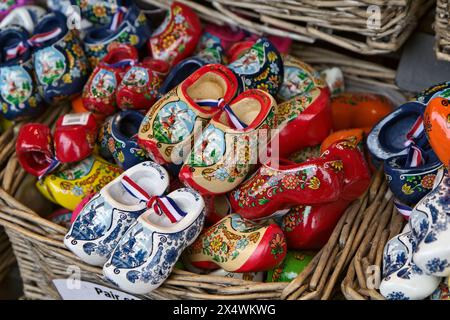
282,205,311,233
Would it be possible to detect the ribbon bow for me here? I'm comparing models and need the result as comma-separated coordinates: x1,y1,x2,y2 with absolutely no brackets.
121,175,186,223
196,98,248,130
109,6,128,31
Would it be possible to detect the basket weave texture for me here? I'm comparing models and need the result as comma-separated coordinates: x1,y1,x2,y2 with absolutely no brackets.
435,0,450,61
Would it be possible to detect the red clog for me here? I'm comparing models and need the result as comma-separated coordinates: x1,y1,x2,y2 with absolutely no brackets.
54,113,98,163
16,123,55,178
82,44,139,116
116,58,169,111
148,1,202,66
424,97,450,167
227,40,255,63
204,194,232,225
229,158,345,220
282,200,351,250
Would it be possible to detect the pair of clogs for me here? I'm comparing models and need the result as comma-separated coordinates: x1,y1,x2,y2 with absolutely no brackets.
65,161,206,294
82,44,169,116
0,12,90,119
16,112,98,178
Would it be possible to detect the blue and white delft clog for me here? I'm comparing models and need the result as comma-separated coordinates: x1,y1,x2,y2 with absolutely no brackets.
98,110,149,170
32,11,89,104
103,188,205,294
410,169,450,277
64,161,170,266
0,26,44,120
380,229,440,300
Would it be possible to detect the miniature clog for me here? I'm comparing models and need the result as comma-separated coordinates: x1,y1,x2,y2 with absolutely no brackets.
367,102,428,162
320,129,365,154
331,92,393,134
227,40,255,63
157,32,225,95
179,89,278,195
32,11,89,104
83,4,152,67
204,194,232,225
186,214,286,272
424,97,450,167
116,58,169,111
82,44,139,116
277,54,324,102
320,67,345,97
65,161,170,266
0,26,45,121
0,5,46,33
70,0,122,26
229,157,344,221
48,208,72,229
409,169,450,277
380,231,440,300
228,38,283,96
415,81,450,106
203,23,246,53
147,1,201,66
266,251,315,282
385,148,443,207
138,64,238,165
36,155,122,210
16,123,56,178
54,112,98,164
274,76,331,158
282,200,351,250
0,0,31,21
98,110,149,170
103,188,205,294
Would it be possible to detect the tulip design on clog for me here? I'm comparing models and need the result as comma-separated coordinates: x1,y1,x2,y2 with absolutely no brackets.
158,31,226,95
16,123,56,178
0,5,46,33
380,231,440,300
98,110,149,170
54,112,98,164
409,169,450,277
116,58,169,111
36,155,122,211
0,26,44,120
103,188,205,294
274,58,331,158
148,1,201,66
228,38,283,96
65,161,170,266
367,102,428,162
32,11,89,104
83,44,138,116
179,89,278,195
186,214,286,272
83,4,152,67
424,97,450,167
138,64,239,165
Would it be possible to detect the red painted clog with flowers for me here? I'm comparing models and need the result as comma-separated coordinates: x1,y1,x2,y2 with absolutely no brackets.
186,214,286,272
82,44,139,116
148,1,201,66
424,97,450,167
229,157,344,220
116,58,169,111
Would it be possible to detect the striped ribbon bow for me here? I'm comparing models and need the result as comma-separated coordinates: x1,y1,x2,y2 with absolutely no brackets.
196,98,248,130
121,175,186,223
404,116,425,148
109,7,128,31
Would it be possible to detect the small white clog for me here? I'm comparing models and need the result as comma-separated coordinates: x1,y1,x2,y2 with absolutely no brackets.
410,169,450,277
0,6,47,33
380,231,441,300
64,161,169,266
103,188,205,295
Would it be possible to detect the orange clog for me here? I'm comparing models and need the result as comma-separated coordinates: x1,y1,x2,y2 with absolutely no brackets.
320,128,364,154
331,92,393,133
424,97,450,167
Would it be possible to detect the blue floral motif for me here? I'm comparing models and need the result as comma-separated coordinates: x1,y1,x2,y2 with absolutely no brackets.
236,238,249,249
426,258,449,274
214,168,230,181
165,247,178,264
387,292,409,300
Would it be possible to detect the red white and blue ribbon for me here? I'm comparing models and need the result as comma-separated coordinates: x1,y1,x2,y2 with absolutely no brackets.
394,199,413,219
110,7,128,31
38,156,61,181
405,144,425,168
121,175,186,223
6,41,28,60
404,116,425,147
28,27,63,47
196,98,248,130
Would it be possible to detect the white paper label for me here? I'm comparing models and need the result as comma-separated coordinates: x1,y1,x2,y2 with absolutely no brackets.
62,112,91,126
52,279,140,300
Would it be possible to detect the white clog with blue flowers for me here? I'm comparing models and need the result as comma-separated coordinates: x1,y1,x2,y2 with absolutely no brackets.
64,161,169,266
103,188,205,295
380,230,440,300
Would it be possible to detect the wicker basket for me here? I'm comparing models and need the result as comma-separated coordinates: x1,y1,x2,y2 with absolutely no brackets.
0,43,406,300
341,174,406,300
435,0,450,61
143,0,434,55
0,227,15,283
